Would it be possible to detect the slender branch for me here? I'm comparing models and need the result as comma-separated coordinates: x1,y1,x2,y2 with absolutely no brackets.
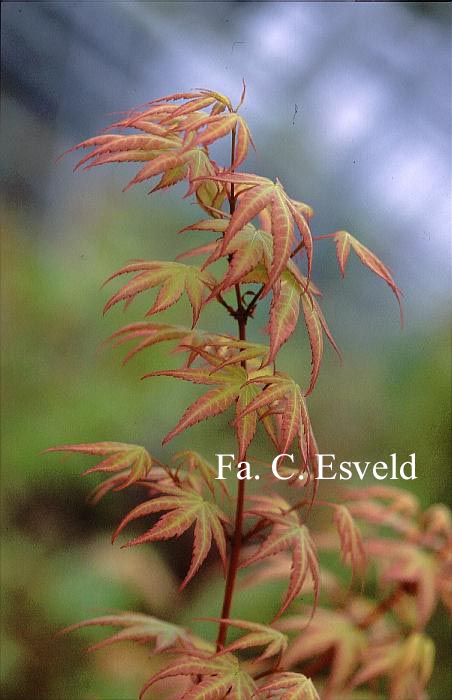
358,585,406,630
245,283,265,317
216,292,236,316
290,240,305,258
217,477,246,650
216,125,247,651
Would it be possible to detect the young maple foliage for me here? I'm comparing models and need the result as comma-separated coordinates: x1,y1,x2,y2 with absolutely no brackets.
46,85,451,700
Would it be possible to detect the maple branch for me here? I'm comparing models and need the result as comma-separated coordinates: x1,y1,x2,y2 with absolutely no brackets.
217,125,247,651
290,239,305,258
216,292,236,317
358,585,407,629
245,284,265,317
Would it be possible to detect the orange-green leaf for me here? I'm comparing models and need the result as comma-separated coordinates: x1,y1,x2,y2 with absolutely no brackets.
268,277,300,364
334,230,403,324
257,672,320,700
333,505,366,578
103,261,216,326
60,612,194,653
145,366,249,448
240,510,319,619
351,633,434,700
278,609,366,694
141,652,256,700
112,483,229,588
44,441,154,491
204,618,287,662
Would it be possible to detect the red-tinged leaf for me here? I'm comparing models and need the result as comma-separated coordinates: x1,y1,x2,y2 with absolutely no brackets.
147,91,208,104
60,612,194,653
109,323,230,367
344,485,419,517
160,95,219,123
333,505,366,578
278,609,366,695
257,672,320,700
236,382,259,462
365,539,439,629
140,652,255,700
113,483,229,588
103,261,215,326
345,500,416,536
351,633,434,700
87,470,134,504
233,116,255,168
109,322,193,365
300,292,323,395
222,182,275,253
334,230,403,324
74,134,180,170
122,149,189,190
173,451,230,498
335,229,351,277
163,383,241,446
145,364,234,384
240,513,319,619
288,199,313,280
145,365,246,444
108,117,174,137
44,442,154,490
150,162,189,192
290,198,315,222
193,173,314,294
236,373,313,460
179,218,229,234
268,276,300,363
192,113,239,147
208,341,269,372
203,618,287,662
262,185,295,293
177,242,221,261
311,295,341,361
86,149,165,171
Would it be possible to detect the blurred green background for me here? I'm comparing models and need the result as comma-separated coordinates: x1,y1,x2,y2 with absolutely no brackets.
1,2,450,698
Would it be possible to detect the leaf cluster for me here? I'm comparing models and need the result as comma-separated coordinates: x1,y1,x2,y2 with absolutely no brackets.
46,86,449,700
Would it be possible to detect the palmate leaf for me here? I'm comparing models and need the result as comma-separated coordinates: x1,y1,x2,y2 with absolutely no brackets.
344,485,419,518
193,173,313,293
277,609,366,697
103,261,216,326
333,505,366,579
235,372,313,461
44,441,155,491
241,500,319,619
65,88,249,215
365,539,439,629
172,450,230,498
144,364,262,460
180,220,316,307
112,482,229,589
204,618,288,662
351,633,434,700
140,651,256,700
334,230,403,324
60,612,197,653
266,267,340,392
257,672,320,700
184,112,255,168
108,322,238,367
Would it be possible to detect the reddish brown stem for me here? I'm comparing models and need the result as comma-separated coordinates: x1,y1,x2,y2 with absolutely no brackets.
216,124,248,651
359,585,406,630
217,477,246,650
